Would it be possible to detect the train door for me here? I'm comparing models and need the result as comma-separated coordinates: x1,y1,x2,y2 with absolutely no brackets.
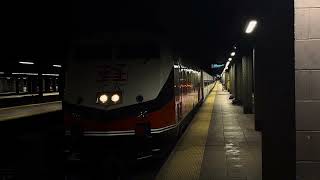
174,65,182,124
200,71,204,101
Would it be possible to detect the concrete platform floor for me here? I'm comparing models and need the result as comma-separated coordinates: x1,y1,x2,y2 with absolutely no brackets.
0,101,62,122
156,83,261,180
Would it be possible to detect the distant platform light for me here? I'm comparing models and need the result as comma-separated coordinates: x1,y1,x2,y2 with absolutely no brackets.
19,61,34,65
42,73,59,77
231,52,236,56
226,61,230,67
228,58,232,61
0,72,4,74
245,20,258,34
53,64,62,68
12,72,38,76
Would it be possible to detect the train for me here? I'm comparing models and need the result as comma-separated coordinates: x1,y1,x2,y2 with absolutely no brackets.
63,35,215,166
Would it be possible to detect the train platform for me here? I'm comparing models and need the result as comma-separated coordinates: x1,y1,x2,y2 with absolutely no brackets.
0,101,62,122
0,92,61,108
156,83,261,180
0,92,59,100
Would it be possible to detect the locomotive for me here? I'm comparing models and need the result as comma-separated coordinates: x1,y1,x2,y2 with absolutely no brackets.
64,35,215,163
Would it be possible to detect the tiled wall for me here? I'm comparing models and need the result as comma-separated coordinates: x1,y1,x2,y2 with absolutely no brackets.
295,0,320,179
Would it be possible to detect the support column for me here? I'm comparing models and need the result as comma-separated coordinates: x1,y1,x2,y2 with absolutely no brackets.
15,78,19,94
231,64,236,98
235,59,242,104
255,0,295,179
242,56,253,114
37,63,44,97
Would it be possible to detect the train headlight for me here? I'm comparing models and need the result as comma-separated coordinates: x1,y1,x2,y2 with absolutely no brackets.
111,94,120,103
97,91,122,105
99,94,108,103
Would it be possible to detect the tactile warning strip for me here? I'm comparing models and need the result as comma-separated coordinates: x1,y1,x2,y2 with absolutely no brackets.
155,84,219,180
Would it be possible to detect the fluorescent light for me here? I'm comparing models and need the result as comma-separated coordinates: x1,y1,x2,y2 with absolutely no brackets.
228,58,232,61
42,73,59,76
226,61,230,68
0,72,4,74
53,64,62,68
174,65,180,69
221,60,231,76
12,72,38,76
19,61,34,65
245,20,257,34
231,52,236,56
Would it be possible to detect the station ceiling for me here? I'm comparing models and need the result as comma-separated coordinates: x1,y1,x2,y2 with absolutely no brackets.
3,0,261,73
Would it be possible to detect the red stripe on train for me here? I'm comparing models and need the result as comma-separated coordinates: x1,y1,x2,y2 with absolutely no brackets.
64,99,176,132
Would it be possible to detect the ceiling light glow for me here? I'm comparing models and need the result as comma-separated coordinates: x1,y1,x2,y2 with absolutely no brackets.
19,61,34,65
245,20,258,34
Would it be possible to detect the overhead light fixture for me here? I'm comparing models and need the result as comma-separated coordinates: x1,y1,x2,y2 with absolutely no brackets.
245,20,258,34
0,72,4,74
231,52,236,56
228,58,232,61
53,65,62,68
19,61,34,65
226,61,230,68
12,72,38,76
42,73,59,76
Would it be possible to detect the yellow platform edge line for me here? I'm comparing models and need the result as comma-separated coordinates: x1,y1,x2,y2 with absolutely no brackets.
155,83,220,180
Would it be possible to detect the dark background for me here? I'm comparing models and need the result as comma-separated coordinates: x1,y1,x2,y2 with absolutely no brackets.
2,0,259,73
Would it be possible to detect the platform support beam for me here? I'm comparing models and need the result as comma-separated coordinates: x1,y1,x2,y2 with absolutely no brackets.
241,56,253,114
254,0,295,179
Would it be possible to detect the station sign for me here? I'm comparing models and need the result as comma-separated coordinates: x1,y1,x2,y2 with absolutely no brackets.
211,64,225,69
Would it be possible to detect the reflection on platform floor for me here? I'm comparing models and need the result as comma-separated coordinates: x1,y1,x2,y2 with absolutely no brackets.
156,83,261,180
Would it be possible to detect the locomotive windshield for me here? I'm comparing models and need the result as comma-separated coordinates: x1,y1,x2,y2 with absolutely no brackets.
74,44,112,61
73,42,160,62
117,43,160,59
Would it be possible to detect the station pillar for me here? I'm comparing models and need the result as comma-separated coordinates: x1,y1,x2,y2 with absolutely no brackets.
37,63,44,97
254,0,295,179
241,55,253,114
234,58,242,104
